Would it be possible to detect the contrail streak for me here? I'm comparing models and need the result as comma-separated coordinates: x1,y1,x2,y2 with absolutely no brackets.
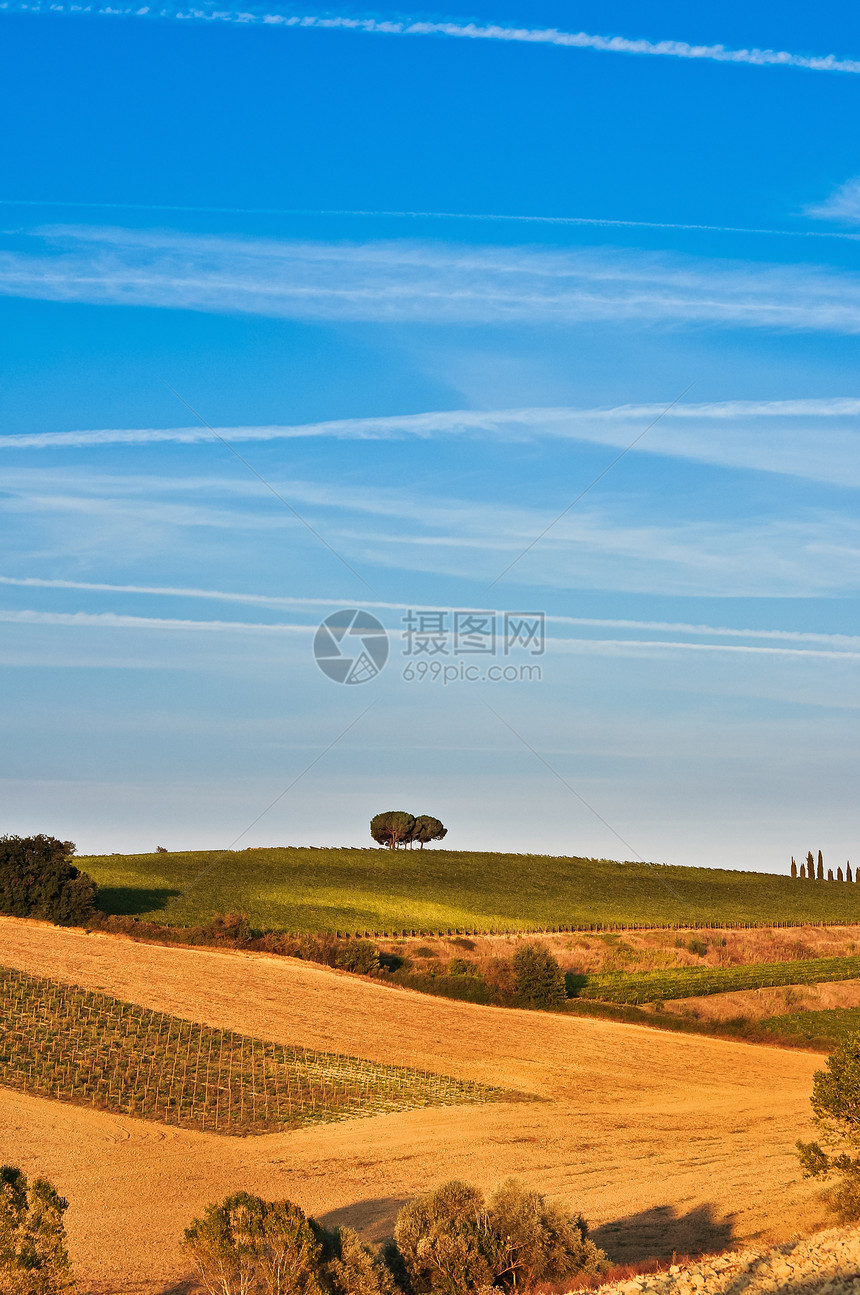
1,5,859,76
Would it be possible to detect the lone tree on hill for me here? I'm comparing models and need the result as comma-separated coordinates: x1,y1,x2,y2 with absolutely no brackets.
370,812,447,849
512,943,566,1009
797,1033,860,1221
0,1165,77,1294
370,812,416,850
411,815,448,849
0,836,96,926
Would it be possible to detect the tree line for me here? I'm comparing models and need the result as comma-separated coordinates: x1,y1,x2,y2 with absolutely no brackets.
791,851,855,882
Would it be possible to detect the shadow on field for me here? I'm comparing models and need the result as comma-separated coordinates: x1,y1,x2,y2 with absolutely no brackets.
593,1202,736,1263
318,1196,414,1245
97,886,182,916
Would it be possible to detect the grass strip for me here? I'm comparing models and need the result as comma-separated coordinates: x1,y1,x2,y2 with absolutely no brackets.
568,955,860,1005
0,966,517,1135
759,1006,860,1046
79,846,860,933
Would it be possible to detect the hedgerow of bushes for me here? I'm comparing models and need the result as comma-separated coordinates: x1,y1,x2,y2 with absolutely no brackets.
182,1179,610,1295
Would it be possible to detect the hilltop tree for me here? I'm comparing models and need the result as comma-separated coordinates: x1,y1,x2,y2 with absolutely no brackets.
410,816,448,850
797,1033,860,1221
370,812,415,850
800,862,807,879
849,863,854,883
838,868,844,882
817,852,825,881
791,857,798,879
0,1165,76,1294
807,851,815,878
0,836,96,926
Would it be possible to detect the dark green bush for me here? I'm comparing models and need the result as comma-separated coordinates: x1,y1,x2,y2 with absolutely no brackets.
0,1164,76,1294
333,940,380,975
512,943,566,1009
0,836,96,926
447,958,482,977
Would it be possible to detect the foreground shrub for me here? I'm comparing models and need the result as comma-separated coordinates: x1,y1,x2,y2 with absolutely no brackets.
323,1226,397,1295
183,1192,323,1295
393,1178,608,1295
0,1166,76,1295
797,1031,860,1220
512,944,566,1010
0,836,96,926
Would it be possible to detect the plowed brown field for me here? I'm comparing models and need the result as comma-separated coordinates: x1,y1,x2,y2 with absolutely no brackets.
0,918,830,1295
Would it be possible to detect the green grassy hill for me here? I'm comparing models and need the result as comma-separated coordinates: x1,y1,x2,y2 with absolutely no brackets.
78,847,860,934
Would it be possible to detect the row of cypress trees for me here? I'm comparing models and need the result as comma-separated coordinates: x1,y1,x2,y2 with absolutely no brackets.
790,850,855,882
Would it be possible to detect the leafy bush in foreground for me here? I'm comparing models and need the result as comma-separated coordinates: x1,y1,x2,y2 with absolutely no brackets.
797,1032,860,1221
0,836,96,926
182,1180,605,1295
0,1165,76,1295
183,1193,323,1295
394,1178,608,1295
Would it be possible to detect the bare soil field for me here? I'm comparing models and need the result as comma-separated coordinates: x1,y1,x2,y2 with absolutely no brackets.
0,917,833,1295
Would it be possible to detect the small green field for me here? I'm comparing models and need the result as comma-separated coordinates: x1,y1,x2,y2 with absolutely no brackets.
567,955,860,1005
79,847,860,934
761,1007,860,1047
0,966,510,1134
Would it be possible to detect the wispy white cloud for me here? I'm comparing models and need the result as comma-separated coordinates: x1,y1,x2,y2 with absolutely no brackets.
3,574,859,650
2,5,859,76
2,198,856,244
806,177,860,225
3,226,860,332
6,397,860,490
1,606,857,662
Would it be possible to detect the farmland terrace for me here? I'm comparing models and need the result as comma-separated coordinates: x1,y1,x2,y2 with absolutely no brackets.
0,915,831,1295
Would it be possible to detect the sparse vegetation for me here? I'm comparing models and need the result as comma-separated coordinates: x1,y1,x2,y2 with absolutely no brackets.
797,1033,860,1221
0,966,513,1135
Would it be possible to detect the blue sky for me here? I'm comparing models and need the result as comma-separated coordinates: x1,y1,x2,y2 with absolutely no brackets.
1,2,860,869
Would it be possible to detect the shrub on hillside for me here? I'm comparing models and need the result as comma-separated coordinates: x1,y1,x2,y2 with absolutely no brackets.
0,1165,76,1294
393,1178,609,1295
334,939,380,975
323,1226,397,1295
797,1031,860,1221
183,1192,323,1295
0,836,96,926
512,943,566,1009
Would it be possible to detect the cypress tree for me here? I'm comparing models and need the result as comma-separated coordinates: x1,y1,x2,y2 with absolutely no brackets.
800,863,807,879
848,863,854,883
808,851,815,878
838,867,844,882
817,852,825,881
828,869,834,882
791,857,798,879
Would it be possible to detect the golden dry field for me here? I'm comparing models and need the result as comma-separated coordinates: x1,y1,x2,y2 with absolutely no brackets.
0,916,831,1295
